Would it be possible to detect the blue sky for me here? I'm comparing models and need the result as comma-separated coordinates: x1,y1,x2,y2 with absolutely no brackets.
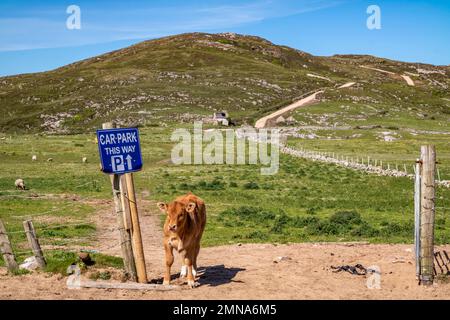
0,0,449,76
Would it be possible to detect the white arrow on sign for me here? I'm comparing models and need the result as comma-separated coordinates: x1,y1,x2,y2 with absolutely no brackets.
126,154,133,170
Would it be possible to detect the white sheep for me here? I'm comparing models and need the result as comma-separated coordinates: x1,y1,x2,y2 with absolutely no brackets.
15,179,26,190
32,155,37,161
82,157,88,163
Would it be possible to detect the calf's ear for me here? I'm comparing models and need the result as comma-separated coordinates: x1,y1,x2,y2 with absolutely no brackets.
157,202,168,212
186,202,196,220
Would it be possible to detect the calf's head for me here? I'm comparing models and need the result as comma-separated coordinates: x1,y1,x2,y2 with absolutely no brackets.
157,201,197,232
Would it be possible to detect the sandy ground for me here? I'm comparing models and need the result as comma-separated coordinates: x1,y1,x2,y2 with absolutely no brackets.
254,91,323,129
1,198,449,300
338,82,356,89
360,65,415,86
401,75,415,86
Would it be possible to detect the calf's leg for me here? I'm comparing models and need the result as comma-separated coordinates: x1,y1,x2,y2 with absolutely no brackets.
184,254,196,288
180,250,187,277
163,243,174,285
192,243,201,277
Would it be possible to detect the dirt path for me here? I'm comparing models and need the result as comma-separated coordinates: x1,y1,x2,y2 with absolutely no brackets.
361,65,415,86
361,65,396,75
338,82,356,89
254,81,355,129
92,197,171,276
401,75,415,86
307,73,332,82
255,91,323,129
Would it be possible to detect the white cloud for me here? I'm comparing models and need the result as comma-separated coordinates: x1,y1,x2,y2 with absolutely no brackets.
0,0,346,51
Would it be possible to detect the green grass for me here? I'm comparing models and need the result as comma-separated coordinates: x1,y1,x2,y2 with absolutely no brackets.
137,127,450,247
1,126,448,259
44,250,123,275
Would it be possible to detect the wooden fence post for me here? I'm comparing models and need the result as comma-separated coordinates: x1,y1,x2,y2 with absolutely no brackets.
414,159,421,279
419,145,436,285
23,220,46,268
125,172,148,283
0,219,19,272
102,122,137,282
120,176,132,232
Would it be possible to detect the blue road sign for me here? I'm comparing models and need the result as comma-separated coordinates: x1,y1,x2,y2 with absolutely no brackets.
96,128,143,174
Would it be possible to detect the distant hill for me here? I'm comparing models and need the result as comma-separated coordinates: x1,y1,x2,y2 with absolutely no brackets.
0,32,448,133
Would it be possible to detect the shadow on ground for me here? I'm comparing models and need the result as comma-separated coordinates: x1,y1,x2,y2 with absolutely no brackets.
149,264,246,287
197,264,246,287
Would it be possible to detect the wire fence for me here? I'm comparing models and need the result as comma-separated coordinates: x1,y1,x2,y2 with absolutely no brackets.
1,218,123,260
283,145,449,186
239,130,449,186
0,181,124,261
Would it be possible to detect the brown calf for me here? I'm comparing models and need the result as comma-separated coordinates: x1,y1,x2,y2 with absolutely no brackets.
157,193,206,288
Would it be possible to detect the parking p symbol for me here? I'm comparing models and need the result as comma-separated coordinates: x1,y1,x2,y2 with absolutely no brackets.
111,155,125,172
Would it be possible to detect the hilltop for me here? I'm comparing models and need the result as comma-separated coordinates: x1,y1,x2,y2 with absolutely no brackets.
0,32,448,133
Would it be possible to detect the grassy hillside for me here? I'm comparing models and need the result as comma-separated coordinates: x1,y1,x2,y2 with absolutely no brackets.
0,32,448,133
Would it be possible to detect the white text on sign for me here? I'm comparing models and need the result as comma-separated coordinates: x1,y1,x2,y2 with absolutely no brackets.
99,132,138,145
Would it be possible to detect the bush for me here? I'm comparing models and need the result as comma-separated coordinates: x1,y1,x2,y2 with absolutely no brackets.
178,182,195,190
261,183,274,190
243,181,260,190
222,206,276,223
292,216,319,228
305,211,371,236
197,178,225,190
380,221,413,237
245,230,269,240
270,213,290,233
329,211,362,225
306,220,340,235
350,221,379,237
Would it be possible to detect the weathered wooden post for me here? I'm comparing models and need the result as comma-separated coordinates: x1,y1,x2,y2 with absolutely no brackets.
119,176,132,232
419,145,436,285
102,122,137,282
0,219,19,272
23,220,46,268
414,159,421,279
125,173,148,283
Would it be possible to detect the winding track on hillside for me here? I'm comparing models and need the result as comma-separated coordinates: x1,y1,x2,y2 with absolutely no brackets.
255,63,417,128
254,91,324,129
361,65,415,86
254,80,357,129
